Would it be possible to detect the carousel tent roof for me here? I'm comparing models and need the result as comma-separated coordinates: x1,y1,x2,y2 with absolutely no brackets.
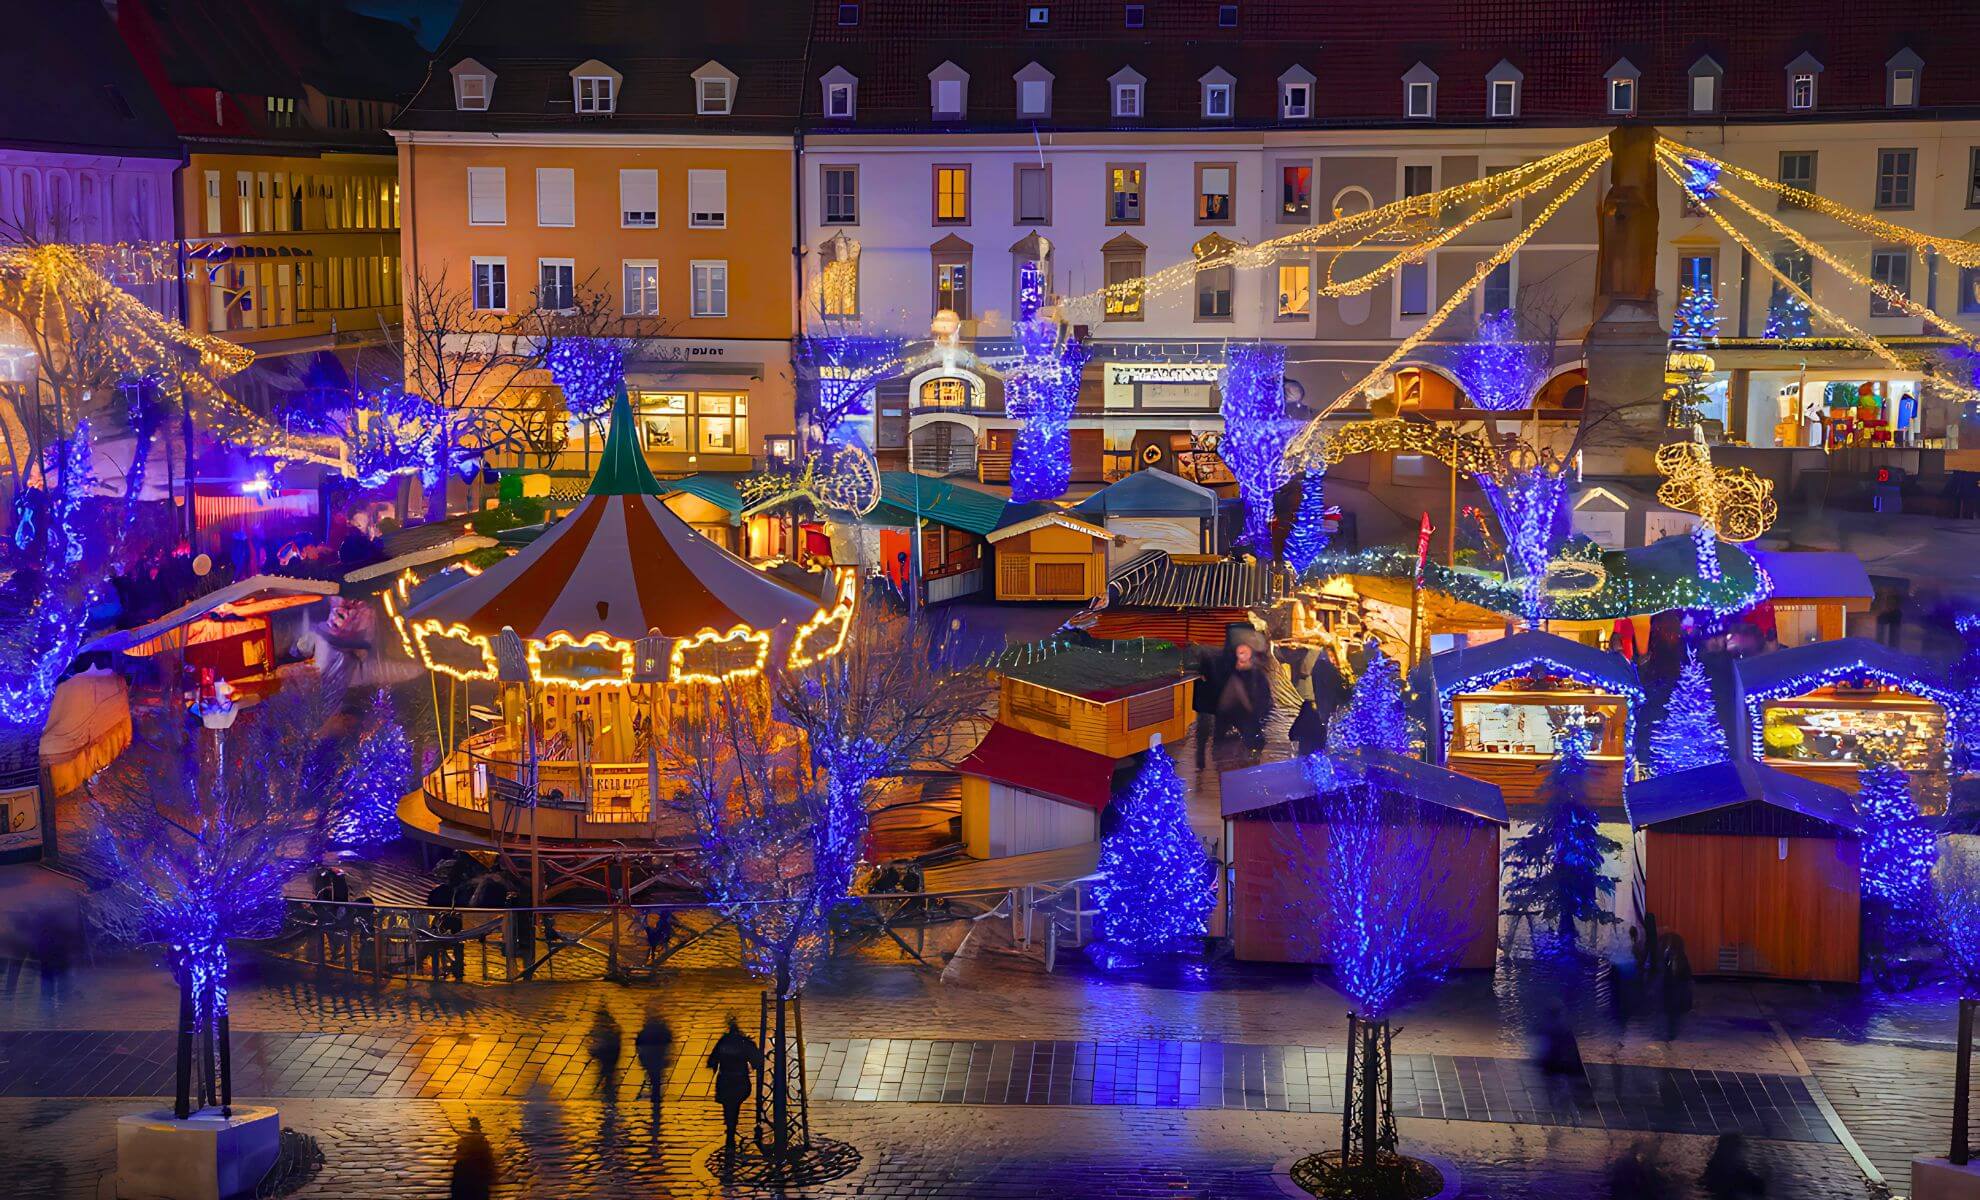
1733,636,1949,703
404,385,823,643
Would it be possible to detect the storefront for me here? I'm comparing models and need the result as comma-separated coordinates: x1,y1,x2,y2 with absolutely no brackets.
1705,356,1930,450
562,337,794,476
1734,636,1951,801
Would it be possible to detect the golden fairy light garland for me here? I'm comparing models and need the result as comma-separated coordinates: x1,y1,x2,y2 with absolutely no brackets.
1286,150,1611,458
1314,417,1504,478
1659,137,1980,270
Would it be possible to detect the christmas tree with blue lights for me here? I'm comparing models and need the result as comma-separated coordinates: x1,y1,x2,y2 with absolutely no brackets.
1326,642,1411,756
1093,740,1213,957
1859,761,1937,971
1501,725,1620,956
1648,649,1730,778
1281,469,1332,578
331,690,413,847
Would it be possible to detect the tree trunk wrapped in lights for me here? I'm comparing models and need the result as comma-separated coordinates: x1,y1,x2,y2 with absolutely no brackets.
1281,470,1334,578
1007,261,1088,502
794,329,907,448
1475,461,1571,629
1218,342,1292,553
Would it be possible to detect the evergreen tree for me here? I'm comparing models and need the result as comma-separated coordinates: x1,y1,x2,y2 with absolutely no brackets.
1859,761,1937,961
1501,726,1621,955
331,690,413,847
1649,649,1730,777
1326,643,1411,756
1093,740,1214,956
1949,613,1980,778
1281,469,1333,578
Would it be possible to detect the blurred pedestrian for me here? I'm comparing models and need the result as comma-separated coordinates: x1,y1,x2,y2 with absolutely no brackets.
588,1006,622,1098
448,1115,496,1200
706,1015,763,1170
1700,1133,1769,1199
1661,936,1695,1042
1532,1000,1585,1114
641,910,673,967
1605,1139,1677,1200
635,1012,674,1130
1288,699,1326,759
1191,643,1223,770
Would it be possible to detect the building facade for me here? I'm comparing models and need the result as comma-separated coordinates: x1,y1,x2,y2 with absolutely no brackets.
391,2,811,478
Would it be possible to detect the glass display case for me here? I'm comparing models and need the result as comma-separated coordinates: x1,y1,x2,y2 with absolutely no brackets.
1761,696,1944,772
1450,691,1626,758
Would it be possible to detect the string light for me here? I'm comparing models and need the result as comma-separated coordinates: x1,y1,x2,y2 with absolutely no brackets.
1692,522,1723,583
1447,309,1553,412
738,445,882,516
543,337,626,424
1654,441,1778,542
1742,657,1953,761
787,569,860,671
1436,653,1643,779
669,623,773,686
1313,418,1503,477
1282,468,1334,576
1648,648,1730,778
525,629,637,691
1093,739,1214,958
1007,260,1089,502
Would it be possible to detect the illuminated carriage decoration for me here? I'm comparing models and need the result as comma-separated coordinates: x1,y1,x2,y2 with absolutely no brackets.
387,388,854,847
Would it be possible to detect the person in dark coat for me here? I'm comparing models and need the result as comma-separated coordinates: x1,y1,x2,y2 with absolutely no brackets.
588,1006,623,1099
634,1012,674,1133
1218,639,1272,755
1288,700,1326,759
1700,1133,1769,1199
706,1016,764,1170
424,880,465,981
1191,644,1224,769
1309,648,1347,728
448,1116,497,1200
1660,935,1695,1042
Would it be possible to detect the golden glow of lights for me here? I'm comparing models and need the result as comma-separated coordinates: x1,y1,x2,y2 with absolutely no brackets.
1655,440,1779,542
786,568,860,670
408,619,502,683
1314,417,1503,478
739,445,882,517
525,629,638,691
669,624,773,686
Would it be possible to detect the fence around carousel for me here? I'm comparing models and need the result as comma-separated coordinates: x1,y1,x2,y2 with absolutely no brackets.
255,878,1098,985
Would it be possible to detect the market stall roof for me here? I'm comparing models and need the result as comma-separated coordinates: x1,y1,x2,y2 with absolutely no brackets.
84,575,339,655
1106,551,1273,611
40,669,131,796
867,473,1008,536
955,722,1117,810
1070,468,1218,520
1221,748,1506,824
1625,758,1860,833
1747,549,1873,604
341,534,499,590
1733,636,1950,705
1417,629,1643,702
405,387,823,644
991,640,1194,702
987,501,1110,543
655,473,750,519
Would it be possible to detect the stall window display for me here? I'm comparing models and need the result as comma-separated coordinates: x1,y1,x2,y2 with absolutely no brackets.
1451,696,1618,757
1762,698,1944,772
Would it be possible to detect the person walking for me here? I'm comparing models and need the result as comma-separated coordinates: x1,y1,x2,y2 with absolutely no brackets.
448,1116,497,1200
588,1006,623,1100
706,1015,763,1171
634,1013,674,1133
1191,644,1223,770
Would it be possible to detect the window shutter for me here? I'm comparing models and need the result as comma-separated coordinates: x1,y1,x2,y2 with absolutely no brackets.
467,167,505,224
536,167,574,227
619,169,658,225
688,169,727,226
1202,167,1231,196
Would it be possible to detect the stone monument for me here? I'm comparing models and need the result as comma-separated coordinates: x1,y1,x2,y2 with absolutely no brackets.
1583,124,1671,474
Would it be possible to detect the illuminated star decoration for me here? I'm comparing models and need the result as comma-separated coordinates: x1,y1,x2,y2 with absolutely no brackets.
1007,260,1088,503
1218,342,1293,551
1655,441,1778,542
1446,308,1551,411
738,445,882,517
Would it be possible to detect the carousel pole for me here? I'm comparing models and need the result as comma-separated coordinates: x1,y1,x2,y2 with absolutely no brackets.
524,676,542,909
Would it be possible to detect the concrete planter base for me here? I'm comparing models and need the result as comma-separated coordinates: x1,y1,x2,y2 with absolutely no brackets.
1915,1157,1980,1200
117,1106,280,1200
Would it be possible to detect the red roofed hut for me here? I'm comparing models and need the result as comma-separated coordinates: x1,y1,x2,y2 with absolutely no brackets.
956,723,1118,859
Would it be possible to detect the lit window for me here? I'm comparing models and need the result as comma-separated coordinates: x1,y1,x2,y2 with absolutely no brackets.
922,378,971,409
1104,252,1144,320
1280,163,1311,222
1109,165,1143,223
623,260,658,316
691,261,728,317
637,392,689,452
471,258,506,311
697,393,747,454
934,166,970,222
1276,262,1311,317
1197,165,1233,222
935,260,969,319
575,75,614,114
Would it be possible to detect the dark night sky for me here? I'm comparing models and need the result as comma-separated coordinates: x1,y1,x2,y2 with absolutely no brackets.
347,0,461,48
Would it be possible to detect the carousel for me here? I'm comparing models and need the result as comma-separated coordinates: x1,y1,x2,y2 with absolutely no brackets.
386,386,855,891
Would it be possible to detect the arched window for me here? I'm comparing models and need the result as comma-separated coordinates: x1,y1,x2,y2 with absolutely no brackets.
919,377,972,409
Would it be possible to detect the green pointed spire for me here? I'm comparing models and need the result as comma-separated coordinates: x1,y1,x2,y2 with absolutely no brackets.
588,379,663,497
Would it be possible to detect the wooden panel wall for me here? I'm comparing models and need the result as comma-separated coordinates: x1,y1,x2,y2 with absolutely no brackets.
1643,830,1860,983
1448,753,1625,808
1231,817,1500,969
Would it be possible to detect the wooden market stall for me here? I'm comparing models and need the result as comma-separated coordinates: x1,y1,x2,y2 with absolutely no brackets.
987,502,1111,602
1221,749,1507,967
1415,630,1642,807
1068,467,1219,569
1734,636,1949,800
1746,550,1874,646
1627,758,1861,982
84,575,342,701
1082,550,1276,646
955,723,1117,859
864,473,1006,605
992,640,1196,758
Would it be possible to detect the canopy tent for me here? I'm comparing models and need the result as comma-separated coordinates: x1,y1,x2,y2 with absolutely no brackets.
401,385,838,686
40,669,131,796
1625,758,1860,833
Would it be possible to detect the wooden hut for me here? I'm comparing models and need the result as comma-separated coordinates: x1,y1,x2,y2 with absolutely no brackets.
1083,551,1275,646
1068,468,1219,569
1746,550,1874,646
1627,758,1861,982
1734,636,1950,800
1221,750,1507,968
863,473,1005,605
1416,630,1642,807
986,503,1111,602
993,641,1195,758
955,723,1116,859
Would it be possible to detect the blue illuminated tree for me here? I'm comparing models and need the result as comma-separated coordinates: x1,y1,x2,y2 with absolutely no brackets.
1860,761,1937,975
1327,642,1411,756
85,672,355,1119
1763,284,1812,340
1447,309,1551,412
330,690,413,848
1218,342,1293,552
1501,726,1620,956
1094,740,1213,957
1281,469,1333,577
1007,261,1089,502
796,329,908,447
1648,649,1729,778
1949,612,1980,779
1477,461,1571,628
543,336,626,426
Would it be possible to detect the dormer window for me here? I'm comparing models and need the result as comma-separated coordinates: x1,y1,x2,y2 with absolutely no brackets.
1887,49,1922,108
837,2,858,24
1688,55,1723,114
451,58,495,111
1606,58,1639,116
693,61,738,116
1110,67,1146,119
576,75,614,114
1200,68,1234,120
1402,62,1438,119
929,61,969,120
1786,53,1823,112
1279,66,1314,120
1026,5,1049,26
1015,62,1054,119
820,67,857,120
1123,3,1143,27
1218,4,1237,26
1486,60,1522,118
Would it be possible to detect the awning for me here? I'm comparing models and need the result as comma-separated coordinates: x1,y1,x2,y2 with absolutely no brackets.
86,575,340,656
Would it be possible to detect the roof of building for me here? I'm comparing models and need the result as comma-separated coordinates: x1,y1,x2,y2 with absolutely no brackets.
655,473,750,518
396,0,814,135
802,0,1980,130
1221,748,1507,824
870,473,1008,536
0,0,180,157
992,639,1194,701
1733,635,1950,703
1625,757,1861,832
1420,629,1643,701
1748,549,1874,603
955,721,1118,810
1070,468,1218,520
1106,551,1273,611
988,501,1110,542
83,575,340,655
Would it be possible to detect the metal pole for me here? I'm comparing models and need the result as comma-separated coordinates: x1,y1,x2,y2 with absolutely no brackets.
1956,997,1975,1165
174,967,195,1119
